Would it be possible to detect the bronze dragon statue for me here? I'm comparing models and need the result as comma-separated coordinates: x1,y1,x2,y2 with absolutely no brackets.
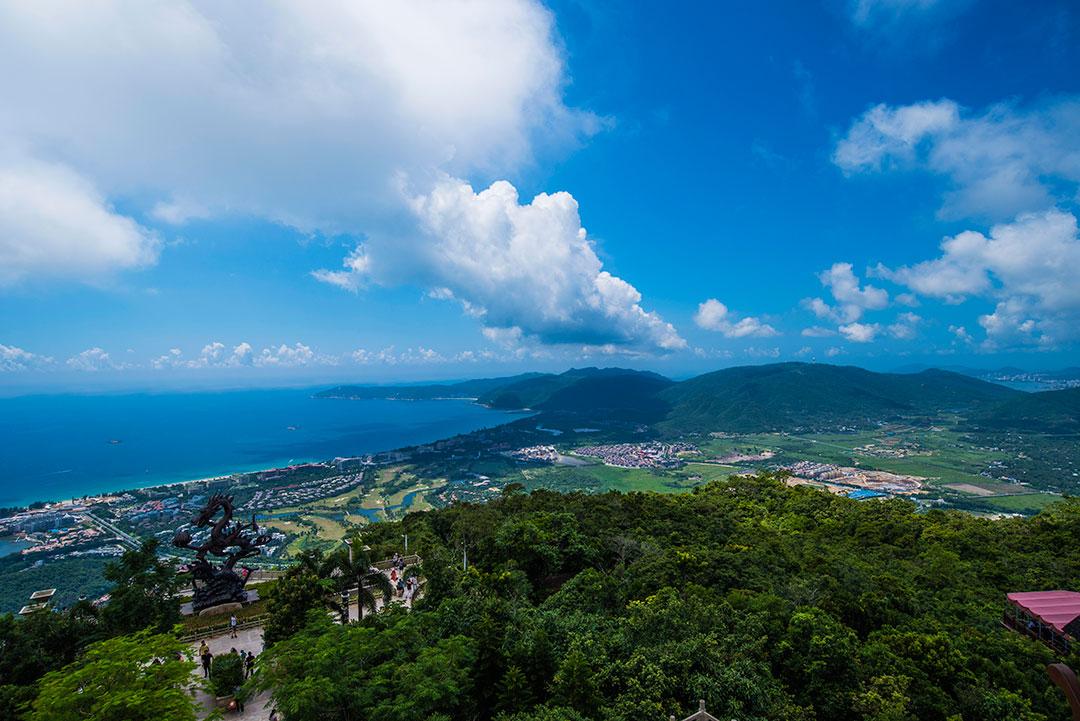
172,493,271,612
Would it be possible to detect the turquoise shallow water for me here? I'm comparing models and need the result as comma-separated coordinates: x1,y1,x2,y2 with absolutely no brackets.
0,388,520,508
0,537,29,558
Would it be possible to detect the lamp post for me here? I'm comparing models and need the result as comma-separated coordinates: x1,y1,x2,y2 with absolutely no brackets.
402,534,408,554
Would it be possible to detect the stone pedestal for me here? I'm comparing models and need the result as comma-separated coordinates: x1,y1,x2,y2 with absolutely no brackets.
198,601,244,617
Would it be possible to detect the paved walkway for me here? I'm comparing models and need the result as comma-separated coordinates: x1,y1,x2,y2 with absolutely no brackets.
188,569,420,719
191,625,273,720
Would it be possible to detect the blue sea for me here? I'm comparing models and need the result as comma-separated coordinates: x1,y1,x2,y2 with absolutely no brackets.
0,388,521,508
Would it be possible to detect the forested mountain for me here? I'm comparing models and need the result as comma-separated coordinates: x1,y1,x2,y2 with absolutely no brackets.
320,363,1023,434
969,387,1080,433
655,363,1020,433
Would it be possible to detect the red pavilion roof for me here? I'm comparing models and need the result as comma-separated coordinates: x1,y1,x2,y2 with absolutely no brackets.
1007,591,1080,634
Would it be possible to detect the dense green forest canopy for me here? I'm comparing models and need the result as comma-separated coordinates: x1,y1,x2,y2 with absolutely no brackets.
256,476,1078,721
5,478,1080,721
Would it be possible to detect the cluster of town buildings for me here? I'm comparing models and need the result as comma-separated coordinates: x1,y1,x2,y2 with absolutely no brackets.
783,460,924,496
506,445,560,464
573,441,697,469
242,471,366,511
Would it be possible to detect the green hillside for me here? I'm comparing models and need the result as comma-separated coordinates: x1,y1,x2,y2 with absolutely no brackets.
320,363,1024,434
970,387,1080,433
479,367,671,415
656,363,1019,433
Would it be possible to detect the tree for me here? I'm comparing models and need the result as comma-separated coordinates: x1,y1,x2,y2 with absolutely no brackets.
29,631,198,721
100,539,181,635
263,571,328,646
210,651,245,698
0,602,102,721
322,540,393,620
498,665,533,714
549,649,600,716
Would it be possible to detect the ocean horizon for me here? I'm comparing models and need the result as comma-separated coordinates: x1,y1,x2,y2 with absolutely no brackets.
0,387,523,508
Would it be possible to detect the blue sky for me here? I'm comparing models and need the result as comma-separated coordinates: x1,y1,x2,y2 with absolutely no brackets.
1,0,1079,391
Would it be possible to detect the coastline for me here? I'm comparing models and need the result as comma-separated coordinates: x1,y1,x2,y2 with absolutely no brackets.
1,394,530,512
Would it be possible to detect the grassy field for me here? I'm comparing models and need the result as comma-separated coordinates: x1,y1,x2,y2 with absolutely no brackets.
980,493,1062,513
257,422,1059,558
264,465,449,555
698,426,1025,495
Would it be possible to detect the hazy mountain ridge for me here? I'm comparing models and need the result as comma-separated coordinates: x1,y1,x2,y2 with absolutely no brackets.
316,373,546,401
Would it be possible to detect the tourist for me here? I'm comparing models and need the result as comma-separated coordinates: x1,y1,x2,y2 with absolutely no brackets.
230,614,238,638
199,642,212,678
245,650,256,679
390,567,397,584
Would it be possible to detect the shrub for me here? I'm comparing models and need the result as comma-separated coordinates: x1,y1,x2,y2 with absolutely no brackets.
210,652,244,698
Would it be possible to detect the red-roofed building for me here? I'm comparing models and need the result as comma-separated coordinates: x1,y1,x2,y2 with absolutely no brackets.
1004,591,1080,654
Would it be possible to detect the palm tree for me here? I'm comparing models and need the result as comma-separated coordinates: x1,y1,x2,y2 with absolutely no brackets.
322,539,393,621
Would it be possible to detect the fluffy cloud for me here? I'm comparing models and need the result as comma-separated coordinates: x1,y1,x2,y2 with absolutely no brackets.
0,344,53,371
152,342,254,369
0,159,158,285
255,343,327,368
887,312,922,340
838,322,881,343
317,178,684,352
744,346,781,358
949,325,974,344
0,3,685,354
694,299,778,338
0,2,593,234
801,326,837,338
804,262,889,323
877,210,1080,346
835,97,1080,220
833,100,959,169
66,347,121,371
351,346,452,365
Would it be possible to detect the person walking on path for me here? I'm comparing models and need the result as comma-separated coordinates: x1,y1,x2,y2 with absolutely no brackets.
229,614,238,638
199,642,212,678
245,650,256,679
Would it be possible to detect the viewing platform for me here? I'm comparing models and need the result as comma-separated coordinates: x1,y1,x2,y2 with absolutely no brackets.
1003,590,1080,655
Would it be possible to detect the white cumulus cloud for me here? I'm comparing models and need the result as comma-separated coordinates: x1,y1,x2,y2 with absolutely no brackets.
0,159,158,286
0,1,595,235
152,342,255,369
66,347,122,371
838,322,881,343
694,299,778,338
887,312,922,340
316,177,684,353
877,210,1080,347
803,262,889,323
835,97,1080,220
255,343,327,368
0,344,53,371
